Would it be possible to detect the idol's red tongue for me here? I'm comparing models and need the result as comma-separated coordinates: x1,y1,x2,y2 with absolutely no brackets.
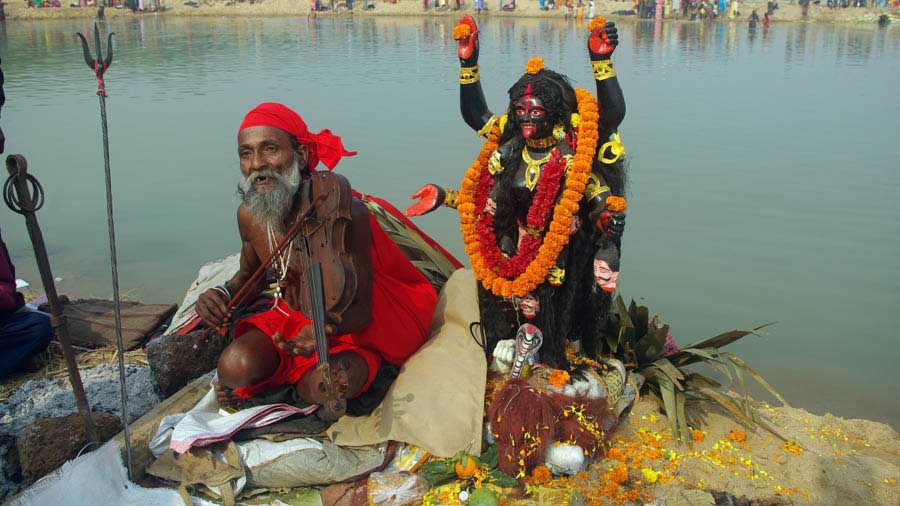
522,124,536,139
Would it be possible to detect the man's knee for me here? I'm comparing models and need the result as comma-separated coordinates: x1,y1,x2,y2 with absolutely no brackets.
217,330,280,389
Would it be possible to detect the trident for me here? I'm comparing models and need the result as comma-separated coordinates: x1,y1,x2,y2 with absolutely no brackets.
76,23,134,479
3,156,99,445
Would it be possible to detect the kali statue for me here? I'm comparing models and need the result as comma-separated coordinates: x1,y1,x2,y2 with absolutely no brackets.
407,16,629,368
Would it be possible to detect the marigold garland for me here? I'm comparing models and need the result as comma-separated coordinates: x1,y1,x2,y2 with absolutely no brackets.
458,88,601,298
605,195,627,212
525,56,545,75
453,23,472,40
587,16,607,33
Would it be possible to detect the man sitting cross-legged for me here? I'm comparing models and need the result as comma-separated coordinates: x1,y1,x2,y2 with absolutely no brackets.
196,102,437,411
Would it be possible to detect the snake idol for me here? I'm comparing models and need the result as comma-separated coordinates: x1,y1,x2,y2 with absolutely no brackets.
407,16,628,368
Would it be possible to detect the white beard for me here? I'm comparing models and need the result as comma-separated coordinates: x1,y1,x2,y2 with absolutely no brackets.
237,157,301,232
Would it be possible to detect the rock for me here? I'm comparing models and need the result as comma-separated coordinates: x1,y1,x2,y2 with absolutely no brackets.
0,364,160,437
147,330,228,398
16,412,122,485
0,434,22,503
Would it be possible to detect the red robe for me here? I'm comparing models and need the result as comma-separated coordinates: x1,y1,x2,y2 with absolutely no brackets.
232,213,438,399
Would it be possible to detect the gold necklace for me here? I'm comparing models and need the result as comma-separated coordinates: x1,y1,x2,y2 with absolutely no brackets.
521,146,553,192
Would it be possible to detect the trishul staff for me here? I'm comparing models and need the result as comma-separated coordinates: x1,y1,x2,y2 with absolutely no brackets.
3,155,99,444
76,23,134,479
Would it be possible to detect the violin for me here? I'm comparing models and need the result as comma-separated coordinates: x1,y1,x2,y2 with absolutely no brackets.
288,171,373,335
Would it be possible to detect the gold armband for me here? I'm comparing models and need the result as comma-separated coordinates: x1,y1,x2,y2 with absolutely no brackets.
598,133,626,164
591,60,616,81
585,183,611,201
443,189,460,209
460,65,480,85
476,115,499,138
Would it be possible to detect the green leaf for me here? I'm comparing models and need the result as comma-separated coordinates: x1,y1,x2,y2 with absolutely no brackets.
481,445,499,469
683,372,722,390
669,347,723,367
633,303,649,340
653,372,680,437
720,352,789,407
676,390,689,441
419,459,457,487
697,387,755,425
651,358,686,390
488,469,519,488
682,322,776,351
706,358,736,387
727,357,752,418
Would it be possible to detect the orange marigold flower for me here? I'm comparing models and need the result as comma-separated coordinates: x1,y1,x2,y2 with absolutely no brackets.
728,430,747,443
453,23,472,40
607,448,627,462
531,465,552,485
692,429,705,443
588,17,607,33
605,196,627,213
525,56,545,75
548,369,571,387
609,463,629,484
781,441,803,456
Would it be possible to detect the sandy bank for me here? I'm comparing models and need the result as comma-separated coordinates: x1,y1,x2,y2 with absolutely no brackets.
4,0,899,26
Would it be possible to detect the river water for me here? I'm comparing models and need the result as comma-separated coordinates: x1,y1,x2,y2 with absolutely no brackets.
1,16,898,427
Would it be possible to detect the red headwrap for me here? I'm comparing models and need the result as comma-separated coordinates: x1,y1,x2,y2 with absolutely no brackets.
238,102,357,171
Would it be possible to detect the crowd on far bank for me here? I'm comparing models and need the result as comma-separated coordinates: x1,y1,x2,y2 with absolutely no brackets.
22,0,164,12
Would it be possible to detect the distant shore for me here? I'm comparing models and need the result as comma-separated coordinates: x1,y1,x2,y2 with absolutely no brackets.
3,0,899,26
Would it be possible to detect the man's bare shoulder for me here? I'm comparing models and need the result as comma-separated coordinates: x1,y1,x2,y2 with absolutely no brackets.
236,204,260,240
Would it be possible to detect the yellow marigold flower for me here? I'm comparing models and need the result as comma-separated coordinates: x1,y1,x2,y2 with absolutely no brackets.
570,113,581,128
587,16,607,33
453,23,472,40
605,196,627,213
525,56,545,75
641,468,660,484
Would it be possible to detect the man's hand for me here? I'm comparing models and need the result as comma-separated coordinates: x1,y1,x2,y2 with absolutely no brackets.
214,381,243,409
589,21,619,60
274,329,316,357
196,288,231,329
405,184,446,217
457,15,480,67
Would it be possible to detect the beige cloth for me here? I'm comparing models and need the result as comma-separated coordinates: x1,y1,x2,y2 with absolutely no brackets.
328,269,486,458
